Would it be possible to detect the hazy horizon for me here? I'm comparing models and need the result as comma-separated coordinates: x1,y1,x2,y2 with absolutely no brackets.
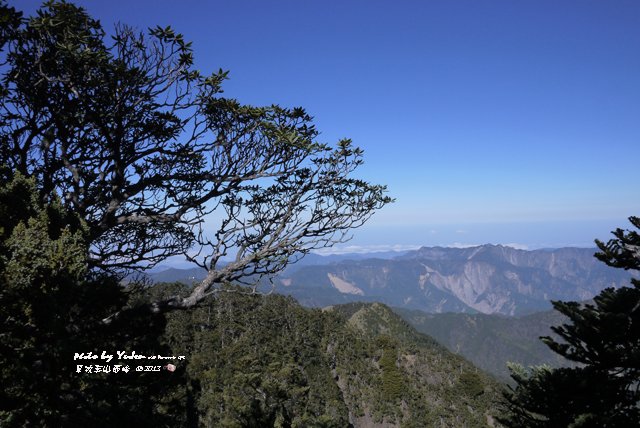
154,237,607,270
20,0,640,259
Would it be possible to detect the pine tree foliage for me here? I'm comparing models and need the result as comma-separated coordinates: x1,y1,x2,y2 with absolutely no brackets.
501,216,640,427
595,216,640,282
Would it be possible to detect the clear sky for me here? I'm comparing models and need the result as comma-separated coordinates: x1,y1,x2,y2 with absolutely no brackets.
19,0,640,252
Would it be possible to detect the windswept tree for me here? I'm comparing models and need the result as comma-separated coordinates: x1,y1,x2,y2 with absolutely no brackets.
0,1,391,317
501,216,640,427
0,1,390,424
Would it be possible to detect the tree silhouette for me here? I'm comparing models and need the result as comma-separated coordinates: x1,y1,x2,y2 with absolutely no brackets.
501,216,640,427
0,1,390,424
0,1,391,318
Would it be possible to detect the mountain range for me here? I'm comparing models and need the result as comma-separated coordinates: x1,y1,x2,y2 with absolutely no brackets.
148,245,633,316
277,244,633,316
146,244,636,386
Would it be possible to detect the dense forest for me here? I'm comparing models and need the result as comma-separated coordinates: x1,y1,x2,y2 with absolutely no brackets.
150,286,503,427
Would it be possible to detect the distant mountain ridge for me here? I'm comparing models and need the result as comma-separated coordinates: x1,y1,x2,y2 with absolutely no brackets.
279,244,633,316
146,244,634,316
146,250,408,285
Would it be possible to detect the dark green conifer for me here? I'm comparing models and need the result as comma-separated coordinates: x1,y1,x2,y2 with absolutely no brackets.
501,216,640,427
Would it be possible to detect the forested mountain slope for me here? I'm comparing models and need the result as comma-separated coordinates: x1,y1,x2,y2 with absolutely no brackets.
156,284,504,427
394,307,571,382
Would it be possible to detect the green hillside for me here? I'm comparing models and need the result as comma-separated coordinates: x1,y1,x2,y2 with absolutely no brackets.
395,308,571,382
156,284,504,427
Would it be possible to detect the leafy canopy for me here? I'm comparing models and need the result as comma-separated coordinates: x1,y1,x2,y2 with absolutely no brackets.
0,0,391,316
0,0,390,424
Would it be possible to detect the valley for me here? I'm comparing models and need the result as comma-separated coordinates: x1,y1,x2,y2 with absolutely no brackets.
148,244,634,383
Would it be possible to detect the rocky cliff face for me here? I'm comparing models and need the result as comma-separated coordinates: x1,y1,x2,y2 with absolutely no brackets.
280,245,634,315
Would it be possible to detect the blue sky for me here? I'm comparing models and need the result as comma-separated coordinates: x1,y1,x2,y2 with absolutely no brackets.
20,1,640,251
